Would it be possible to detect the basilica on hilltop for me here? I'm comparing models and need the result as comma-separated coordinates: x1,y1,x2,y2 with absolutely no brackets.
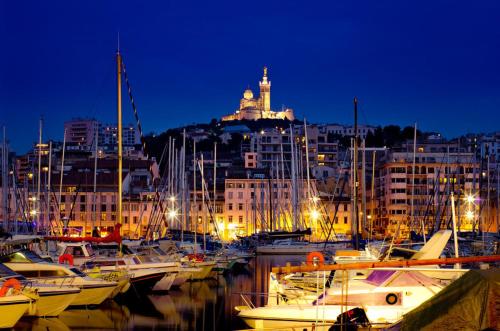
221,67,295,122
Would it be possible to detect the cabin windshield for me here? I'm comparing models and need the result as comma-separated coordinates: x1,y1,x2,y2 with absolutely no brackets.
153,247,166,256
0,263,26,280
364,270,396,286
70,268,86,277
0,250,46,263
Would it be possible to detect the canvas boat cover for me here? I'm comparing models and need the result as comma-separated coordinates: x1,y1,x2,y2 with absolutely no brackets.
401,268,499,331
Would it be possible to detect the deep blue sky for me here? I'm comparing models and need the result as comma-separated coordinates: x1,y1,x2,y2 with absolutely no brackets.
1,1,500,153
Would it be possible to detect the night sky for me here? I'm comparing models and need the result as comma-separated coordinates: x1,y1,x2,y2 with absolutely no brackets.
1,1,500,153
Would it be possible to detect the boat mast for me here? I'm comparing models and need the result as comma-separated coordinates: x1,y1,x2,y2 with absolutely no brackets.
193,141,197,254
201,153,206,252
36,117,42,233
117,43,123,246
361,138,367,239
2,126,7,231
290,124,297,231
370,150,376,240
213,142,216,236
450,192,460,268
353,97,359,250
182,129,186,243
93,127,98,233
47,141,52,234
58,129,66,234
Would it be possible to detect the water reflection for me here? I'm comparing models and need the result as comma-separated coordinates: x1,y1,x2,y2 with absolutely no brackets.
14,255,305,331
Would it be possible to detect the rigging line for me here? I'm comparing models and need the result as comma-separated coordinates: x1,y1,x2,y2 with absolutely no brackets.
121,59,148,158
120,57,169,240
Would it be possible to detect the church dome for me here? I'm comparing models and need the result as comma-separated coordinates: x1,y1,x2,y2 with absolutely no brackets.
243,88,254,100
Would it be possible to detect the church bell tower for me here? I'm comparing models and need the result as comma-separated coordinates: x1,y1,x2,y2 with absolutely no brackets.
259,66,271,112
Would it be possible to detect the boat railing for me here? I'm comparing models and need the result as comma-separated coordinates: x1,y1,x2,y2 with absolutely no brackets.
29,275,78,288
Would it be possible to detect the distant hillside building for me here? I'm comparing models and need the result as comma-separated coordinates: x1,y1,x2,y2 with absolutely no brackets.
221,67,295,122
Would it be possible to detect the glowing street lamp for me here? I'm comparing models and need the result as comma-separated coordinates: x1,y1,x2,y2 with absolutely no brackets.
169,196,176,203
465,194,475,204
167,209,178,220
465,210,474,221
310,209,320,221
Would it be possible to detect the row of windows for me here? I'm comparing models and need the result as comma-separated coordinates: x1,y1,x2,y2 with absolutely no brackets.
227,191,290,200
226,182,290,189
389,209,406,215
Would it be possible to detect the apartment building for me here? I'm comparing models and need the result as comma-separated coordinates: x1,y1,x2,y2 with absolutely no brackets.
377,142,481,237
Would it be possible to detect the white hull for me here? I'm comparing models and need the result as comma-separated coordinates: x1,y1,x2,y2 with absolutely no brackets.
239,304,407,329
0,295,31,328
257,243,327,255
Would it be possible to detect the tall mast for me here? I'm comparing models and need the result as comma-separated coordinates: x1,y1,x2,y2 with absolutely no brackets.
117,45,123,243
213,142,216,235
47,141,52,233
201,153,206,252
361,139,367,238
36,117,42,233
2,126,7,231
193,141,197,254
93,127,98,233
58,128,66,234
181,129,186,243
304,119,311,202
290,124,297,231
353,97,359,250
370,150,376,240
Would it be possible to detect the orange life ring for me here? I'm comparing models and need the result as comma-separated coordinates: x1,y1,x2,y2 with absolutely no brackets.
187,253,205,262
58,254,74,266
0,278,21,297
306,251,325,266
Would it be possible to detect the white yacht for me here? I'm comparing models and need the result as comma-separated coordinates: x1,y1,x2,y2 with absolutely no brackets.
0,263,80,317
82,255,176,292
1,250,118,306
256,239,344,255
237,268,466,330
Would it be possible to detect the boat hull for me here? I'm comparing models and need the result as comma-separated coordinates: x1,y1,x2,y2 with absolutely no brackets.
189,262,215,280
34,289,80,316
0,295,31,328
71,284,116,306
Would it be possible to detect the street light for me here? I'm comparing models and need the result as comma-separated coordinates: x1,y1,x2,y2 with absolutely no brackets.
465,194,475,204
465,210,474,221
167,209,178,220
310,209,320,221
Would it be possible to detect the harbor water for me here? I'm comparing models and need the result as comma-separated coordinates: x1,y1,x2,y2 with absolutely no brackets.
13,255,306,331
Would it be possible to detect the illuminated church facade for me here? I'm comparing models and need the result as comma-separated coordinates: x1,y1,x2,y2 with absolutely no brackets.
221,67,295,122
